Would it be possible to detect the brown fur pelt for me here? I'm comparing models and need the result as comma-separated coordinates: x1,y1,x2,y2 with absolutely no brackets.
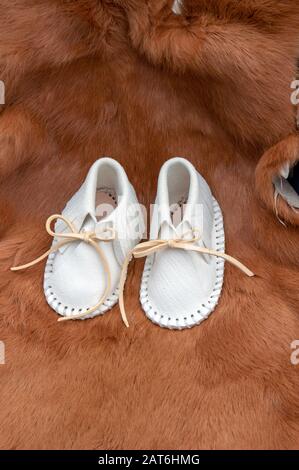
0,0,299,450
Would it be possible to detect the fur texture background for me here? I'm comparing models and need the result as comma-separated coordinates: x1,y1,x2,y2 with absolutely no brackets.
0,0,299,449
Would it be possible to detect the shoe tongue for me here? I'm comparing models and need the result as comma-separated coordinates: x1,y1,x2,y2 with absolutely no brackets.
160,222,177,240
175,220,194,239
175,174,214,247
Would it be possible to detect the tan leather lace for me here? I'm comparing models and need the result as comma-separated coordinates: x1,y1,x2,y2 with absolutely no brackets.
11,216,254,328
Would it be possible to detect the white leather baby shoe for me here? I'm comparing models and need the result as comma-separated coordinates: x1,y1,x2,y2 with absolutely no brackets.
12,158,144,323
133,157,254,330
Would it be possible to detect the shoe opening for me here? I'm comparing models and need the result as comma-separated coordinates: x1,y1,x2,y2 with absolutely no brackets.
167,162,190,227
95,162,123,221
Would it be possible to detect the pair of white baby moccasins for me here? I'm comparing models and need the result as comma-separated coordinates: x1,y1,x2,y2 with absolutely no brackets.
12,157,254,330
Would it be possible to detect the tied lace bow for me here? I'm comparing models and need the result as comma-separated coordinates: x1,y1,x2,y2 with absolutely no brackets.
11,215,255,327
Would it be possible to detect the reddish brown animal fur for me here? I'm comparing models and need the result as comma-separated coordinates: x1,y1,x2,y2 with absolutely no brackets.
0,0,299,449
